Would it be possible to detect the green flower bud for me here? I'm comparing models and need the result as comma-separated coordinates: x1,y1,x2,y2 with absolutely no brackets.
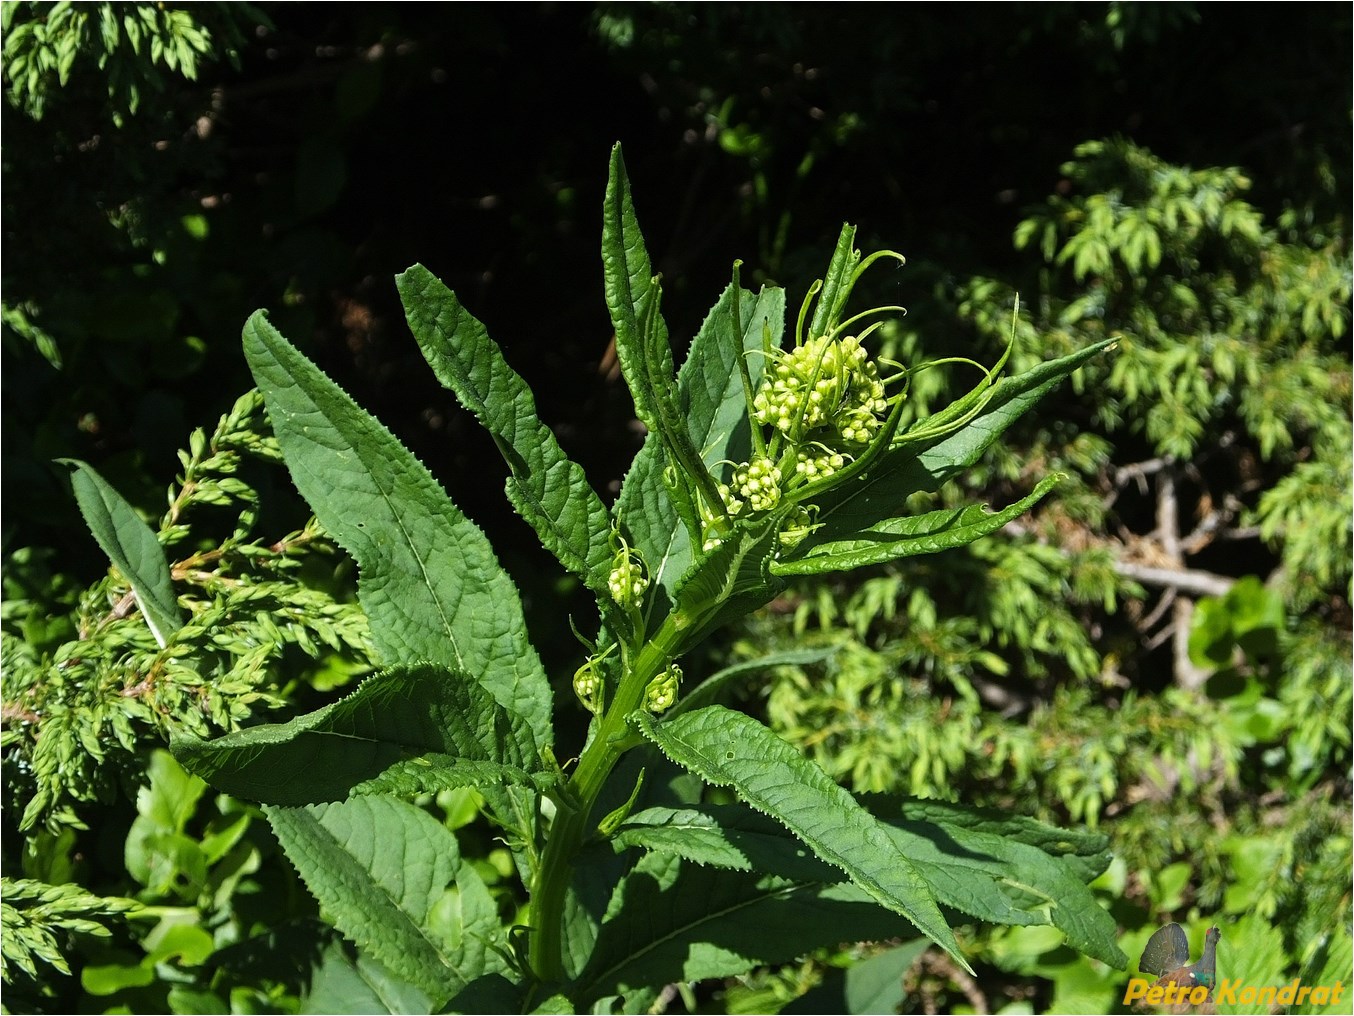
778,504,818,549
644,663,682,713
573,656,605,714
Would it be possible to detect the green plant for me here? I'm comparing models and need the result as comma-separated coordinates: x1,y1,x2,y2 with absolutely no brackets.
59,146,1119,1012
2,2,264,122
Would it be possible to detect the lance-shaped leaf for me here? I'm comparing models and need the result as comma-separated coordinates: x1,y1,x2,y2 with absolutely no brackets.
616,281,785,605
815,338,1116,532
612,804,839,883
615,797,1124,968
576,850,910,1013
242,312,551,748
873,799,1126,968
682,281,784,473
172,664,540,805
396,265,616,610
602,143,677,447
881,796,1114,886
602,146,725,526
807,224,861,340
774,475,1061,575
667,512,785,649
266,797,505,1003
60,458,183,647
631,705,969,971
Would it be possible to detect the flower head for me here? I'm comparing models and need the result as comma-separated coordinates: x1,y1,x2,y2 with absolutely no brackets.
753,334,887,446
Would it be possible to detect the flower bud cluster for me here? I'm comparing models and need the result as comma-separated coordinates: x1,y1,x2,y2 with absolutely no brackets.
573,655,605,713
717,456,782,517
777,505,816,550
644,663,682,713
753,334,887,447
607,544,649,608
794,446,848,482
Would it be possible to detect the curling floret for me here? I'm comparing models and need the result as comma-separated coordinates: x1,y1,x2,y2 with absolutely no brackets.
572,656,605,713
644,663,682,713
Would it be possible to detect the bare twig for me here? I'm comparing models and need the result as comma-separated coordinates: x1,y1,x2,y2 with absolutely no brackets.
1144,618,1178,652
1115,455,1176,490
1180,493,1245,555
1154,468,1212,689
1156,467,1180,561
1114,562,1234,598
1137,586,1178,632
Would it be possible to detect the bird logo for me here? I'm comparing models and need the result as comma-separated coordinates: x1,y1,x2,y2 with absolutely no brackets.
1136,923,1221,1013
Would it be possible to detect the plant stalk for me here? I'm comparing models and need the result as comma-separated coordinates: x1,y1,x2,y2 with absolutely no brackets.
527,611,686,985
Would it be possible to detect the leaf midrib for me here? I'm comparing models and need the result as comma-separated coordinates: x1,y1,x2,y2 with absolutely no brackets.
269,340,468,675
579,877,808,998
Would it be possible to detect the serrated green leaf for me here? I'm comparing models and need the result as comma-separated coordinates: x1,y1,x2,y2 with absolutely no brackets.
301,940,436,1015
609,155,784,608
59,458,183,647
613,278,784,618
396,265,616,607
353,756,555,799
815,338,1115,529
775,475,1062,575
576,851,909,1012
265,797,505,1003
242,312,551,748
869,798,1125,968
601,146,728,532
172,664,538,805
882,797,1113,886
615,795,1122,967
631,706,967,970
682,281,784,471
668,513,784,646
612,804,838,883
602,144,674,440
560,841,635,982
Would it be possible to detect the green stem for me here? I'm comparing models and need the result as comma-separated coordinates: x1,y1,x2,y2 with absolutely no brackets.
528,612,687,985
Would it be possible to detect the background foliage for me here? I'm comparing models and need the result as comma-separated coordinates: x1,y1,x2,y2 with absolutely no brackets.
2,4,1349,1013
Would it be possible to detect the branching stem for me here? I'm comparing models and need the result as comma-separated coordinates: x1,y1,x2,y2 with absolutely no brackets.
527,610,686,984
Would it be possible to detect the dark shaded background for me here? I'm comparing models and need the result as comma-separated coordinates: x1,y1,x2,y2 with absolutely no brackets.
4,2,1349,601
